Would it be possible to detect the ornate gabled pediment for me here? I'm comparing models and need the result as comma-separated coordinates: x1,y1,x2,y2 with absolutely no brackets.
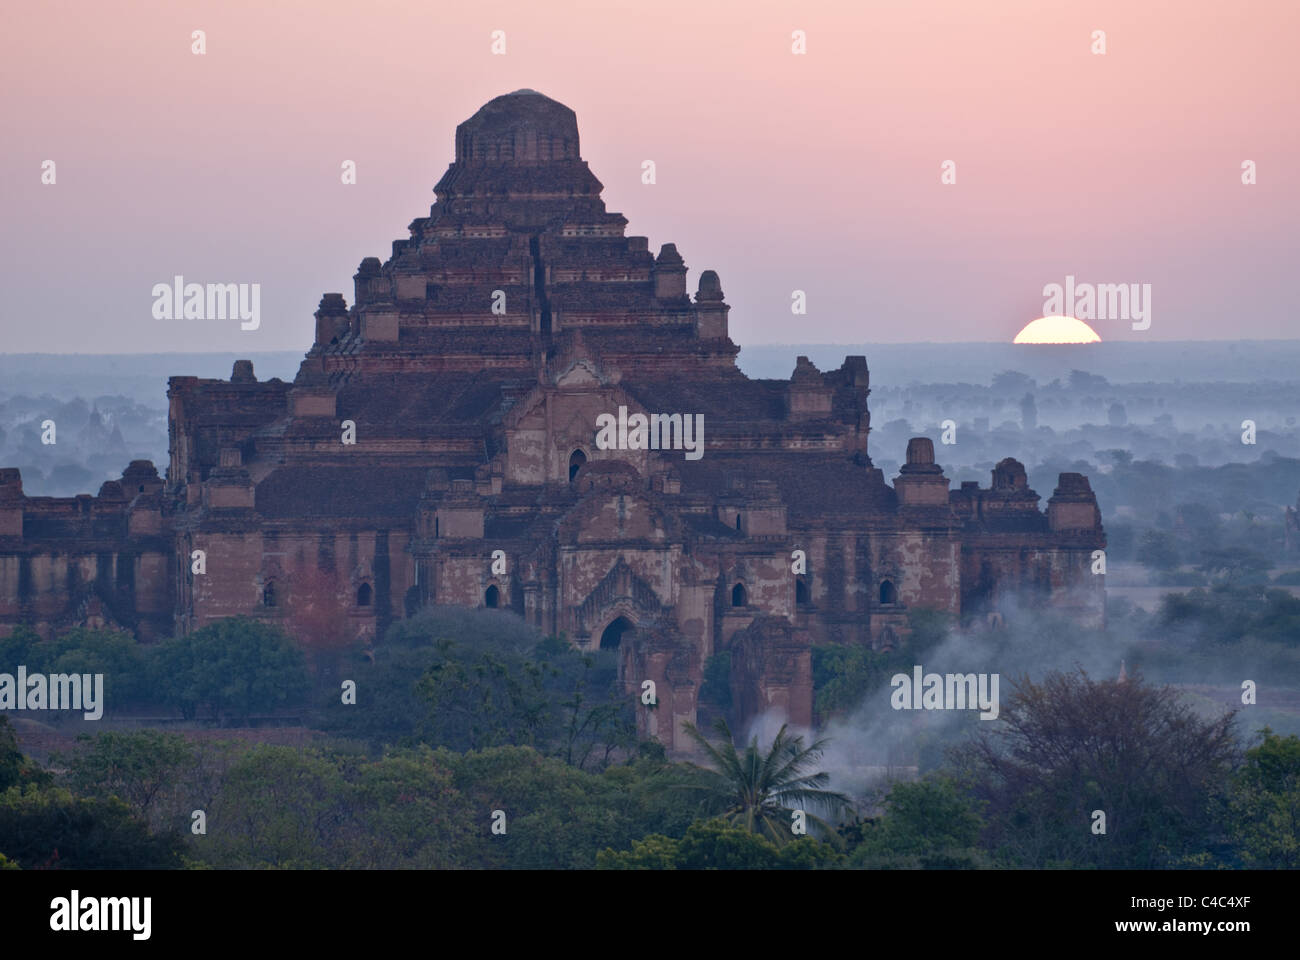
503,369,629,432
503,384,549,428
574,556,665,637
554,357,603,388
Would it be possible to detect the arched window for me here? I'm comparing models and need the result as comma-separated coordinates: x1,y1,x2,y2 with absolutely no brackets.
484,585,500,608
357,583,372,607
601,616,634,650
434,516,439,538
731,583,747,607
796,578,810,606
879,580,897,604
735,513,742,531
263,582,277,607
568,449,587,482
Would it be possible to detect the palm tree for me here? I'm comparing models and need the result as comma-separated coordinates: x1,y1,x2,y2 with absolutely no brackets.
678,717,852,846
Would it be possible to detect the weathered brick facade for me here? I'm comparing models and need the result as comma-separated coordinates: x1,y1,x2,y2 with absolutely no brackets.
0,90,1105,750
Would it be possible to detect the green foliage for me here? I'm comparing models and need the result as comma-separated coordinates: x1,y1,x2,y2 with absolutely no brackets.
184,739,710,870
346,749,481,869
849,777,987,869
0,625,42,671
55,730,195,828
0,851,17,870
325,609,635,768
1225,729,1300,868
0,784,183,869
151,617,310,722
773,833,847,869
597,832,681,869
45,628,152,707
1126,584,1300,689
812,609,949,720
1197,547,1271,586
1158,584,1300,647
1,626,151,711
148,633,199,718
678,718,851,846
674,818,784,868
553,648,639,769
954,670,1238,869
432,744,679,869
812,643,882,719
416,637,554,749
598,818,844,870
199,745,351,868
198,744,479,869
1125,502,1285,585
0,715,51,791
313,615,458,745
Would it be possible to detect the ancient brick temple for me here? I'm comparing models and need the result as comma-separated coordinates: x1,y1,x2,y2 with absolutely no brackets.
0,90,1105,750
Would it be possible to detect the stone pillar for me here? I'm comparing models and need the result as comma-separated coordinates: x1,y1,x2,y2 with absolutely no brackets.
893,438,950,507
0,469,23,539
1048,473,1103,531
653,243,687,300
694,269,729,339
314,293,350,345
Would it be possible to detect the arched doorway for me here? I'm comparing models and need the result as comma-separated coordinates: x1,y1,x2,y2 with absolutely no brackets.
484,585,500,608
600,616,634,650
357,583,372,607
879,580,897,604
568,449,587,482
731,583,748,607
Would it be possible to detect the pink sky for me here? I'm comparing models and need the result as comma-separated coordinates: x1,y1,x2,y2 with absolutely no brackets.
2,0,1297,352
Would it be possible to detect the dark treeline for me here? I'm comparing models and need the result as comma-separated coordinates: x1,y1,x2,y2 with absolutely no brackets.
2,604,1297,870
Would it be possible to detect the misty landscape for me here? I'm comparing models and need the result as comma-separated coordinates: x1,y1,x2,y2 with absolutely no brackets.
3,342,1297,871
6,0,1300,946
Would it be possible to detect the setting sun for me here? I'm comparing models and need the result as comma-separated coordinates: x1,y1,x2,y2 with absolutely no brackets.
1013,316,1102,344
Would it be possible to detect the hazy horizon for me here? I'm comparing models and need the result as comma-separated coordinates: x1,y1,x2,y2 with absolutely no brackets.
6,336,1300,358
5,341,1300,405
4,336,1298,355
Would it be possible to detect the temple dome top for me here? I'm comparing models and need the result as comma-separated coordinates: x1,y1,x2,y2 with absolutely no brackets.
906,437,935,466
992,457,1030,492
697,270,724,302
455,90,581,164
